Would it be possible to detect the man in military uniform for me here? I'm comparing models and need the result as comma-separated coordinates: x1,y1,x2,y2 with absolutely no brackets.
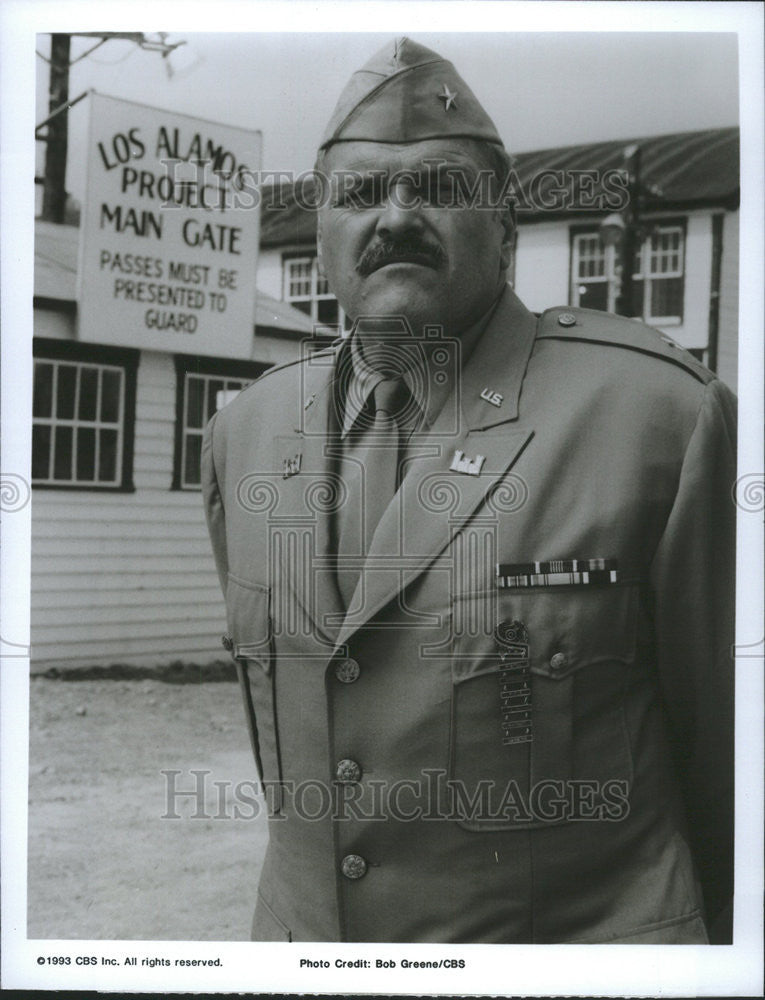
202,38,735,944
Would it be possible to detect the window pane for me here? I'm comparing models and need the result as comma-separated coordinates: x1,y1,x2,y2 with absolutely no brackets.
76,426,96,481
206,380,224,421
578,282,608,312
650,277,683,318
287,259,312,297
184,433,202,486
186,376,206,429
98,428,118,482
33,362,54,418
631,279,645,317
32,424,52,480
54,425,73,480
101,369,121,423
293,300,311,316
78,366,99,421
317,298,339,325
56,365,76,419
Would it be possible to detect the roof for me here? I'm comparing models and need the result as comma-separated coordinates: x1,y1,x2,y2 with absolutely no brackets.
260,126,739,246
35,220,79,300
33,219,316,335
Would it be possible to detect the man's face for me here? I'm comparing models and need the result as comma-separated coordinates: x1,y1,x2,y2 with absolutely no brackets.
317,139,512,338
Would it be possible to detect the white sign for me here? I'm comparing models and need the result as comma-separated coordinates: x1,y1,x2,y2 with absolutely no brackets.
78,93,261,358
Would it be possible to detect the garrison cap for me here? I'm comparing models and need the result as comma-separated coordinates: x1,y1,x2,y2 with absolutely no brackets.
319,36,505,151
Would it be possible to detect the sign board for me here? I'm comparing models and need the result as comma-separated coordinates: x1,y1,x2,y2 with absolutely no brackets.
78,93,261,358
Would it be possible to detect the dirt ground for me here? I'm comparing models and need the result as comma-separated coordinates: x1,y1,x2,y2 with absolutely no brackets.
27,676,268,940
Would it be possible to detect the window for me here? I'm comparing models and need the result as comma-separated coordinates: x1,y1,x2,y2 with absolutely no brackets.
571,221,685,324
633,226,684,324
32,340,138,490
283,254,346,330
571,233,611,312
173,356,269,490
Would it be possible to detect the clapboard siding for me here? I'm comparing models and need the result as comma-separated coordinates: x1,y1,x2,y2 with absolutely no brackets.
34,518,209,539
32,491,210,515
33,586,223,609
30,348,229,668
33,572,223,593
716,210,738,393
32,636,229,668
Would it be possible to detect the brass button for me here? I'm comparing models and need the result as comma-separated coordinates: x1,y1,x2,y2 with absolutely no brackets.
341,854,367,880
221,634,234,652
557,312,577,327
334,658,360,684
336,759,362,783
550,652,568,671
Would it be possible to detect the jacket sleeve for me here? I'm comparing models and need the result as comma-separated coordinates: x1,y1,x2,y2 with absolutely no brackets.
201,410,229,597
649,376,737,942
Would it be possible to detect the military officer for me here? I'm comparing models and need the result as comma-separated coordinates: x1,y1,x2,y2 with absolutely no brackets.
202,37,736,944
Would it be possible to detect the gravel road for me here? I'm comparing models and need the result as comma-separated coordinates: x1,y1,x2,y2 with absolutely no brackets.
27,677,267,940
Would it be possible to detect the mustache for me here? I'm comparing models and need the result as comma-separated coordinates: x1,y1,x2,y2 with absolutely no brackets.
355,238,446,277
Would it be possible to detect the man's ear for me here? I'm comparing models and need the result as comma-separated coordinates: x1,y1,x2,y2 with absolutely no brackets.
498,203,516,274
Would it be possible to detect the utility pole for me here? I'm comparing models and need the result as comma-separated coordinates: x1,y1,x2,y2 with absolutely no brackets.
614,144,641,318
41,34,71,223
37,33,188,224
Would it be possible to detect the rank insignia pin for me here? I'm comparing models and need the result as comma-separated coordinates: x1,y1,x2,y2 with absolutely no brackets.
450,449,485,476
438,83,458,111
282,453,302,479
480,387,503,407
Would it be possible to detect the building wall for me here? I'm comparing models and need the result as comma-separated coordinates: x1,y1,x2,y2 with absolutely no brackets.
681,212,713,350
258,246,296,301
31,312,226,669
513,220,571,311
716,210,739,393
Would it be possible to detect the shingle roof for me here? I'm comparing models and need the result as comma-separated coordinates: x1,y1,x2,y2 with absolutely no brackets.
260,126,739,246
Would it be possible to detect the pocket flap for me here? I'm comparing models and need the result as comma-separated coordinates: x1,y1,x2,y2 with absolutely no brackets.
453,584,638,682
520,584,637,679
225,574,272,671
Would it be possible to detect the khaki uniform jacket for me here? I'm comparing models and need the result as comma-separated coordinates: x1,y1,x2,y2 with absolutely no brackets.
202,287,736,944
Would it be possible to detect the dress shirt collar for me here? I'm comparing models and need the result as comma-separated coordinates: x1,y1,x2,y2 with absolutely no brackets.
340,289,505,439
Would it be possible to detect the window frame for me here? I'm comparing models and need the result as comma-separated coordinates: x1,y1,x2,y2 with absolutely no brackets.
32,338,139,492
282,251,346,332
172,354,270,491
569,217,687,325
633,222,686,326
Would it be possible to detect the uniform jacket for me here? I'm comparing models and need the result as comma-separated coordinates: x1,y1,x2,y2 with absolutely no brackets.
202,287,736,944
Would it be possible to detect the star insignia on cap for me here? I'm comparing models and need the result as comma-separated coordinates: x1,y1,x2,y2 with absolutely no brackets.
438,83,458,111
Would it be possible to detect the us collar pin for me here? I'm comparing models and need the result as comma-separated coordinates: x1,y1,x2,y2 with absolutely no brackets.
450,449,485,476
480,387,503,407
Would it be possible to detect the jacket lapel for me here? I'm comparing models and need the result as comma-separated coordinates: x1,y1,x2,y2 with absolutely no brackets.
271,343,346,644
336,287,538,648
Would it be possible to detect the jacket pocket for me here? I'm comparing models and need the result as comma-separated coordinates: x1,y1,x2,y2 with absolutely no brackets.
449,584,637,830
226,574,283,809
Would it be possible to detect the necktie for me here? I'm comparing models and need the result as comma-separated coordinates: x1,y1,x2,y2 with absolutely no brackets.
336,376,411,607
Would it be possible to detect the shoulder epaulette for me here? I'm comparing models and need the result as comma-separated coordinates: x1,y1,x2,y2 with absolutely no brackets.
536,306,715,385
243,339,341,389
